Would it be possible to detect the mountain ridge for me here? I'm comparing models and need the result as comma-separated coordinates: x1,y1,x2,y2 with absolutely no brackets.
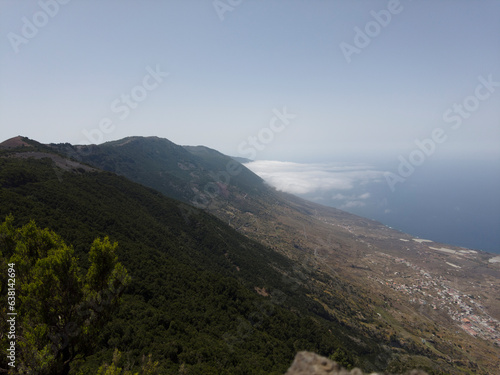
1,145,391,373
2,135,499,373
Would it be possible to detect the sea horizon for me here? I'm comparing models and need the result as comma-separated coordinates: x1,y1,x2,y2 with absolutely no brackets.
246,157,500,254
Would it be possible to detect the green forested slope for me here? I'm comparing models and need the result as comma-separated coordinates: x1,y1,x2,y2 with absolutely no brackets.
0,154,391,374
51,136,265,205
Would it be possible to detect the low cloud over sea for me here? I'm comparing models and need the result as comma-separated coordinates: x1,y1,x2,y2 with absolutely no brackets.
245,158,500,254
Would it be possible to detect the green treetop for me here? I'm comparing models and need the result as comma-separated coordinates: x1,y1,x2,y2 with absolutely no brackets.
0,215,130,375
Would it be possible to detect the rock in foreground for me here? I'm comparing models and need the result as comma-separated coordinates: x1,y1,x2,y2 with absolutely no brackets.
285,352,429,375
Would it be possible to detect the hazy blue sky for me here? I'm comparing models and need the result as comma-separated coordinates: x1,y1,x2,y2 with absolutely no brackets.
1,0,499,162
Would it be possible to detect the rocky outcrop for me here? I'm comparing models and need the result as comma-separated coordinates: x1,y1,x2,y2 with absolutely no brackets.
285,352,428,375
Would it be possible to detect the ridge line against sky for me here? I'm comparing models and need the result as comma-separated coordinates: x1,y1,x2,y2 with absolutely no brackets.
0,0,499,163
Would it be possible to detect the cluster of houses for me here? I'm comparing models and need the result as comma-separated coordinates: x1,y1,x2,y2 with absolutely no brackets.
367,252,500,346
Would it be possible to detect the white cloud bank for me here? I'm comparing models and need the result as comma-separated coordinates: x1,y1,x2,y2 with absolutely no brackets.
244,160,386,195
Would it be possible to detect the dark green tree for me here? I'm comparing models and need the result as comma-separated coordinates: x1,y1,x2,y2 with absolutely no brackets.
0,216,130,375
329,347,355,370
95,349,159,375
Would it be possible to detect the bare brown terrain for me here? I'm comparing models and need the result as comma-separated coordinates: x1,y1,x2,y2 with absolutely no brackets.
0,136,30,149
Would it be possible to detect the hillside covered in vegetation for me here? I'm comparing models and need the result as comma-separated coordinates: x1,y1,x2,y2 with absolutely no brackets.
0,142,393,374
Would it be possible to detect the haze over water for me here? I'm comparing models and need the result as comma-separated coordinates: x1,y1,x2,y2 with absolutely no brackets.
246,158,500,254
320,160,500,254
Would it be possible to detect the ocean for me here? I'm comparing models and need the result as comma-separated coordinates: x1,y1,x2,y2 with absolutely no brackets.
299,158,500,254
